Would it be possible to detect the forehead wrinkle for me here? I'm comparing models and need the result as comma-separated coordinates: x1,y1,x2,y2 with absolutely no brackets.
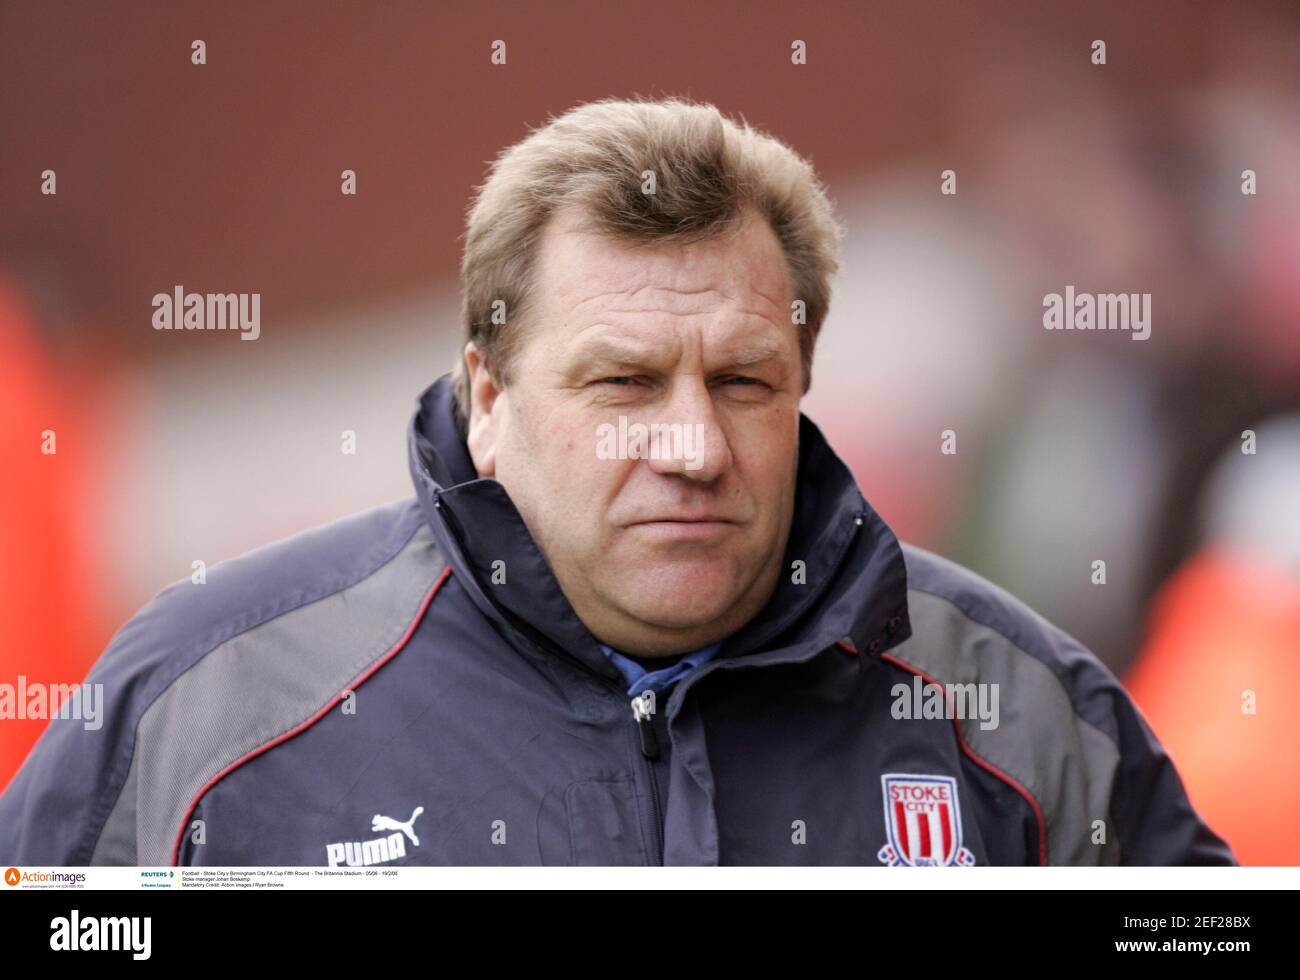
568,324,791,377
746,282,791,319
563,320,680,365
726,342,788,368
566,292,789,338
566,284,730,323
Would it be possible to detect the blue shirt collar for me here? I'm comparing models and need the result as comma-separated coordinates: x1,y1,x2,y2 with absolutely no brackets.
598,641,724,698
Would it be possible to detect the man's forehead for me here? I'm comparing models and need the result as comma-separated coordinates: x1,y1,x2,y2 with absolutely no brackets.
533,206,793,319
567,326,791,366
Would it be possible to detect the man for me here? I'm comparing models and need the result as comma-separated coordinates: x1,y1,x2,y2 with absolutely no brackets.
0,97,1233,866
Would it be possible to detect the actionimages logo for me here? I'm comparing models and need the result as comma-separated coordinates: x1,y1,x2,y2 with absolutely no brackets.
6,867,87,886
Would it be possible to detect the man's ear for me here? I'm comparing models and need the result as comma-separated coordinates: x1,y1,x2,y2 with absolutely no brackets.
463,341,502,477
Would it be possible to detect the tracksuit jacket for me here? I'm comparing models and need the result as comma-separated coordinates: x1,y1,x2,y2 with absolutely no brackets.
0,373,1236,867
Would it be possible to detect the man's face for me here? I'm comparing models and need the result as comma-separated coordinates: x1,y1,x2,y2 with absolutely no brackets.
464,206,802,657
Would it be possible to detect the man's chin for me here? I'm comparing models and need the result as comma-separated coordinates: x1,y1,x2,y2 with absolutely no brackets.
580,543,782,643
608,571,755,634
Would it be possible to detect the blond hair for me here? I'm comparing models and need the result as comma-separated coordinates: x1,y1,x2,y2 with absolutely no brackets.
453,96,844,432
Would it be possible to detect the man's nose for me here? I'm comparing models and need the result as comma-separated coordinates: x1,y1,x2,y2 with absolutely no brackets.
644,378,733,482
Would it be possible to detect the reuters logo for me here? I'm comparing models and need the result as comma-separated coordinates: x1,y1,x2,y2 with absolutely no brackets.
4,867,19,886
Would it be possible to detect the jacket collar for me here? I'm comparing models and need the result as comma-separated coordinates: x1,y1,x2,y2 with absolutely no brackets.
407,373,911,681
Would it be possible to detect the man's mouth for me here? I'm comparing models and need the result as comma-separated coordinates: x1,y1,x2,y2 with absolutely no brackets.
626,516,739,540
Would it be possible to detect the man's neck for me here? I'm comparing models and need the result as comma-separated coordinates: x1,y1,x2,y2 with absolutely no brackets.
622,649,687,669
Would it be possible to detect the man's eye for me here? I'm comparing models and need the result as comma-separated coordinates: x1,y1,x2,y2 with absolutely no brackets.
721,376,763,387
597,376,640,386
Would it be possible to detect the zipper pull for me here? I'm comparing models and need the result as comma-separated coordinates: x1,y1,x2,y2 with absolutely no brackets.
631,691,659,759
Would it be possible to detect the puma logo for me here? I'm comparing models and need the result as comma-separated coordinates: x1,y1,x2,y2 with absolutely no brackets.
325,805,425,867
371,806,424,846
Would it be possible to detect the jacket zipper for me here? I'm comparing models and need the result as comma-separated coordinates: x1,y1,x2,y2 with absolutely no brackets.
548,642,668,865
630,691,665,864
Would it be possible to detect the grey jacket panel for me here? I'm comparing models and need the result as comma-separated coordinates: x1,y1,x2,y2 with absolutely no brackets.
0,497,437,865
99,523,444,865
896,543,1233,865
